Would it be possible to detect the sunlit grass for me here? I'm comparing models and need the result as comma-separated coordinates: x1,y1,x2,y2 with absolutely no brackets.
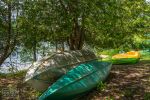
98,49,150,62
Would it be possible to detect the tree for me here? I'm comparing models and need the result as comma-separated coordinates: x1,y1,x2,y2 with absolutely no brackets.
0,0,150,66
18,0,150,50
0,0,18,66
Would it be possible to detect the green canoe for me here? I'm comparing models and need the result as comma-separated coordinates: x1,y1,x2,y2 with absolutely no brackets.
39,60,112,100
112,58,139,64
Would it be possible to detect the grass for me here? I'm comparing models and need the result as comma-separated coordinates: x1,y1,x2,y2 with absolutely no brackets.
98,49,120,56
98,49,150,63
141,55,150,61
97,81,107,92
144,92,150,100
123,88,135,98
0,70,27,78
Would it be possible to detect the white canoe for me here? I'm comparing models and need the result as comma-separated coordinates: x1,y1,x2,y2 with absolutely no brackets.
24,49,97,92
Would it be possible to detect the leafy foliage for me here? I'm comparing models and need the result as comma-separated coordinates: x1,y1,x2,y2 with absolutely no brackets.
0,0,150,65
18,0,150,49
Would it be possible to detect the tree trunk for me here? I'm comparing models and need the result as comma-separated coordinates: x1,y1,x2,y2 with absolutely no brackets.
62,41,64,52
56,41,58,52
69,17,79,50
33,38,37,61
78,14,85,50
69,16,85,50
59,0,85,50
0,3,14,67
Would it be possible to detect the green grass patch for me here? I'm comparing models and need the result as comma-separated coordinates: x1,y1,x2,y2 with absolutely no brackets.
139,50,150,60
105,96,115,100
98,49,150,63
0,70,27,78
97,81,107,91
98,49,120,56
140,55,150,61
144,92,150,100
123,88,134,97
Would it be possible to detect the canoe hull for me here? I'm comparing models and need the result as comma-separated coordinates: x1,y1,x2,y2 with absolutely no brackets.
39,60,112,100
25,65,77,91
112,58,139,64
24,49,97,92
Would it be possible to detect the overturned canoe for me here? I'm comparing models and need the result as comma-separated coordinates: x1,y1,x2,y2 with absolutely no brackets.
24,49,97,92
112,51,140,64
39,60,112,100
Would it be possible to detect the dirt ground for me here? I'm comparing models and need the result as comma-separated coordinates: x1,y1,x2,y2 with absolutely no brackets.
0,61,150,100
81,61,150,100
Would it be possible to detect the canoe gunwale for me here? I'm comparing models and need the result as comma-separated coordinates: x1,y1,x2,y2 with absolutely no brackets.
46,67,97,95
25,58,98,82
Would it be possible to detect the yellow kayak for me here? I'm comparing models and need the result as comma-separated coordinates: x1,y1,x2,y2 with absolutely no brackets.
112,51,140,59
112,51,140,64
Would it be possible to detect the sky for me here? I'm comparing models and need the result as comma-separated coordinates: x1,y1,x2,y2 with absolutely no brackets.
146,0,150,2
